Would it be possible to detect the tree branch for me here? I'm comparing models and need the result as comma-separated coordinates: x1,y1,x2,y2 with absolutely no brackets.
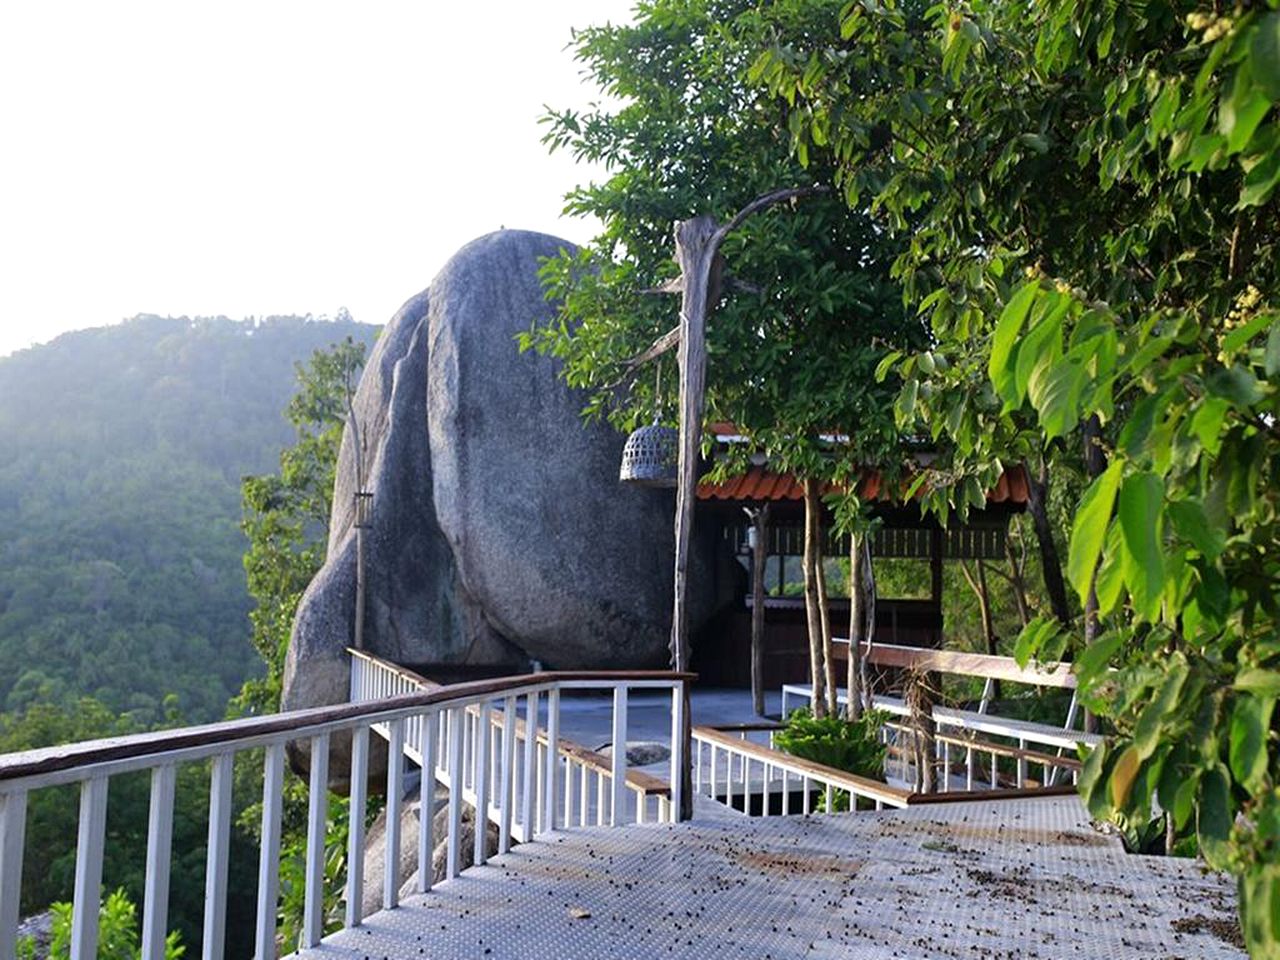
711,185,831,251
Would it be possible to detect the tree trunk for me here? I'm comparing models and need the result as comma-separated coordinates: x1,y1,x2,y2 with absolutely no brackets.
669,216,719,673
802,478,827,717
750,505,770,717
1025,458,1072,627
960,559,1000,702
815,536,836,717
846,533,865,721
1002,530,1032,628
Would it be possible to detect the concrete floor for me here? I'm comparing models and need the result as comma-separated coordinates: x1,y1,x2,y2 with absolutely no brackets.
296,796,1243,960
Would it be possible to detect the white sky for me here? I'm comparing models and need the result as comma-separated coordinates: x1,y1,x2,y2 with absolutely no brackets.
0,1,635,358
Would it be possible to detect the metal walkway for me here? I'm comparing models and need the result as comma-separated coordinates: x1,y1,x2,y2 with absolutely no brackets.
293,796,1243,960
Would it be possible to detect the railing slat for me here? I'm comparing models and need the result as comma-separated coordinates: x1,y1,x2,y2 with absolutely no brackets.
446,707,463,878
0,790,28,960
521,692,539,840
384,720,405,909
671,682,686,822
544,689,560,833
303,734,330,948
254,743,285,960
345,727,369,929
70,776,108,960
610,686,628,826
141,764,176,960
202,753,233,960
498,697,516,854
473,702,491,866
418,711,438,893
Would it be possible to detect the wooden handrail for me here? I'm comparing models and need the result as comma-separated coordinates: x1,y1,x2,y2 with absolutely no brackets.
837,639,1077,689
352,651,672,797
0,669,695,784
693,725,913,807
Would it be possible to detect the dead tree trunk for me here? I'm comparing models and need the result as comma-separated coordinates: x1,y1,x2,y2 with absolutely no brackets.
845,533,867,721
802,478,828,717
749,505,770,717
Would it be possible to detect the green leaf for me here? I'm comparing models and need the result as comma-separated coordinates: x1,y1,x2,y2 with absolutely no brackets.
1189,396,1231,457
1251,13,1280,100
1167,499,1225,561
1229,694,1274,792
1219,61,1273,154
1109,744,1142,809
1027,357,1085,439
1094,521,1127,614
874,350,902,382
1197,766,1233,870
1221,310,1274,353
1266,315,1280,377
1133,660,1189,760
1067,462,1123,606
1240,147,1280,207
1236,668,1280,698
894,379,918,424
988,281,1039,391
1118,471,1165,621
1207,365,1264,406
1076,630,1123,688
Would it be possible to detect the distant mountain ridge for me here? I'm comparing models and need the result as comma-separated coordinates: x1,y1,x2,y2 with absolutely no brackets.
0,314,380,720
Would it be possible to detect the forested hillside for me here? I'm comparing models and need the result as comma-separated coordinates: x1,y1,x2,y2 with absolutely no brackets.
0,314,379,721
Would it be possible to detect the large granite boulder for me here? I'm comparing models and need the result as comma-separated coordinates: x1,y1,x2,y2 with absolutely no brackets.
427,230,714,667
283,230,724,781
282,291,518,723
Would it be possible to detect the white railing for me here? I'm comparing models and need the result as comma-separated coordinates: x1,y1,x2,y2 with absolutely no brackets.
879,719,1082,792
782,641,1102,775
349,651,678,832
0,664,690,960
692,725,912,816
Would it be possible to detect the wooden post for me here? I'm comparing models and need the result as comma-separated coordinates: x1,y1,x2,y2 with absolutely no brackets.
670,215,719,673
750,505,770,716
802,478,827,717
846,533,865,721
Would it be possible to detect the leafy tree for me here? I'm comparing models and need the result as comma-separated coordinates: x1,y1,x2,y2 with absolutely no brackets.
235,336,369,716
529,0,922,714
752,0,1279,951
18,888,184,960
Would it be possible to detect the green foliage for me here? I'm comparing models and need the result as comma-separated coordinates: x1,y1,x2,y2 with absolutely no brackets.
751,0,1280,952
277,793,352,951
235,336,369,716
18,889,185,960
528,0,920,490
0,314,378,723
774,708,887,810
0,698,259,957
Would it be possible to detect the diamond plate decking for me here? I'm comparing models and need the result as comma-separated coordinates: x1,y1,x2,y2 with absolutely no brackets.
295,796,1243,960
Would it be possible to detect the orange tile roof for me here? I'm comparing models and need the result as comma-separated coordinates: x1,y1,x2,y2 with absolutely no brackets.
696,464,1030,505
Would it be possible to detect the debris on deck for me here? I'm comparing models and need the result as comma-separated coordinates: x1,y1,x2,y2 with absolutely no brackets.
294,795,1243,960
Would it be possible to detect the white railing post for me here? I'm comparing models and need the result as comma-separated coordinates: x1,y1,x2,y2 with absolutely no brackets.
254,742,285,960
543,688,560,833
303,734,330,948
345,727,370,929
670,683,686,822
70,776,108,960
141,764,176,960
446,707,464,878
473,701,491,866
499,697,516,853
202,753,233,960
0,790,28,960
579,763,590,827
521,692,539,840
419,710,439,893
611,685,628,826
384,719,405,909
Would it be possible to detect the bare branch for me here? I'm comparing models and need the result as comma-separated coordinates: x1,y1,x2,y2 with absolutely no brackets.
710,185,831,252
639,277,684,295
623,325,681,372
